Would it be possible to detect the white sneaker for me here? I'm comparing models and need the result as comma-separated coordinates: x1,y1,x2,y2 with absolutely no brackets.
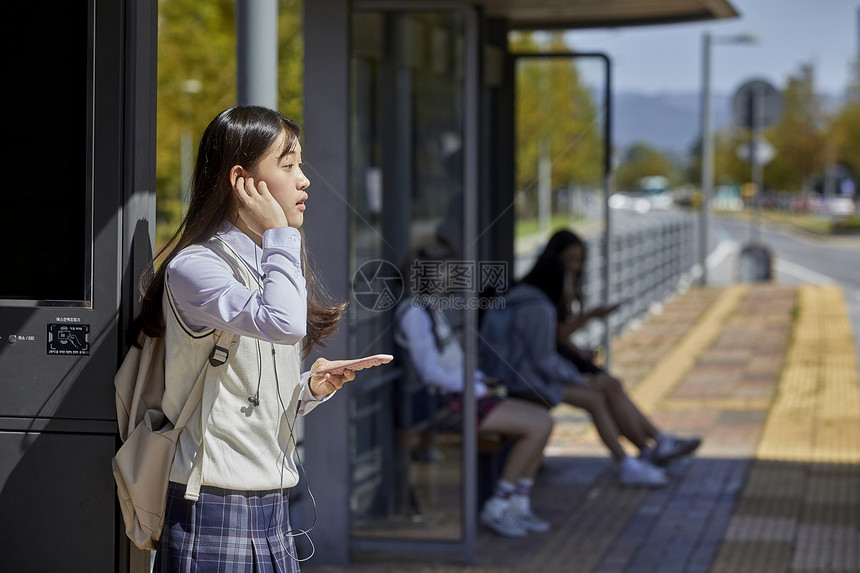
514,509,551,533
619,456,669,487
480,504,528,537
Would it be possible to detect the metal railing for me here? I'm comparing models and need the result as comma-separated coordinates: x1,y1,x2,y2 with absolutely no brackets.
516,214,696,350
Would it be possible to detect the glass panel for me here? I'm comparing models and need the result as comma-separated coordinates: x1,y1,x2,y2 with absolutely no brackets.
0,2,92,306
514,53,608,347
350,10,466,541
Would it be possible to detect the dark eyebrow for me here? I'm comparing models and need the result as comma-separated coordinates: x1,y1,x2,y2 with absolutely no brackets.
277,134,299,160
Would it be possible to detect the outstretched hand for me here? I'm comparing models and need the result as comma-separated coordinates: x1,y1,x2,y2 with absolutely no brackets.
309,357,356,399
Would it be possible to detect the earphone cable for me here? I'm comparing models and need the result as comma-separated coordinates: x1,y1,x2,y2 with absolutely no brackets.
252,230,317,563
273,343,318,562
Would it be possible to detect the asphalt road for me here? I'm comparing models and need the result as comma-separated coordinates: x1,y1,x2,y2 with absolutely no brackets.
706,212,860,360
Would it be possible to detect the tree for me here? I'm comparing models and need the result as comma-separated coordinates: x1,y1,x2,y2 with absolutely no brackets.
712,129,751,186
830,101,860,181
763,64,826,191
703,65,828,193
614,142,673,192
156,0,303,245
828,63,860,181
512,32,603,203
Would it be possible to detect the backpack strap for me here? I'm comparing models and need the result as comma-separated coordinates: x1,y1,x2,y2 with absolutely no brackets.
182,331,236,501
170,236,257,501
207,328,234,367
172,330,235,431
166,239,250,501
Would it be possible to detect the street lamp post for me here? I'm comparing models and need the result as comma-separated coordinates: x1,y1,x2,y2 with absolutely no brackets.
699,32,713,286
699,32,757,285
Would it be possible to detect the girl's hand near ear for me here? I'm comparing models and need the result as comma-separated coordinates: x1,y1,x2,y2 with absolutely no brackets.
234,176,289,235
309,358,356,399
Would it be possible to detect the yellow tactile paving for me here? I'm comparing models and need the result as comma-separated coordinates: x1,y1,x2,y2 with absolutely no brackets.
712,285,860,573
628,284,750,415
756,285,860,464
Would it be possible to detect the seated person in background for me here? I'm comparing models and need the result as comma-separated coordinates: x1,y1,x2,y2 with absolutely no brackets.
395,246,555,538
542,229,619,369
541,230,702,468
480,253,699,488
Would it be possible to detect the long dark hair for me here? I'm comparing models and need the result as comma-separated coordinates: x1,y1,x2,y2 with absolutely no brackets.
131,106,345,356
542,229,586,320
520,254,567,309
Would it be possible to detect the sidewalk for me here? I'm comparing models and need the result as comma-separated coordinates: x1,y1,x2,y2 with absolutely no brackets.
306,283,860,573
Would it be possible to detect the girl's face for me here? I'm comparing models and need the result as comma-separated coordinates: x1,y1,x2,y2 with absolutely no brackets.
251,132,310,229
561,244,584,277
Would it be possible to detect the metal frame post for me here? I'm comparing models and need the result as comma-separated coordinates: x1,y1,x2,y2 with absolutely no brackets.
511,52,613,367
237,0,278,108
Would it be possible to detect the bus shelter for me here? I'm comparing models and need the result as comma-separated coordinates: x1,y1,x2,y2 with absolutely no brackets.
0,0,736,571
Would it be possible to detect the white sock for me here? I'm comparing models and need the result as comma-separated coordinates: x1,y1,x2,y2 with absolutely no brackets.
510,494,530,514
484,480,516,517
511,477,534,514
516,477,535,490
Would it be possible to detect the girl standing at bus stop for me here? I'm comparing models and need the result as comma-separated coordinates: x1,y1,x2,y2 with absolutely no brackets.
131,106,354,572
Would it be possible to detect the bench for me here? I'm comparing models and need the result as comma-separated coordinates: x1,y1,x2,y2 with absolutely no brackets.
396,381,510,508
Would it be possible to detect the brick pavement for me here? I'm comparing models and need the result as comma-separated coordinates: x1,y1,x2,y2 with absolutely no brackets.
305,284,860,573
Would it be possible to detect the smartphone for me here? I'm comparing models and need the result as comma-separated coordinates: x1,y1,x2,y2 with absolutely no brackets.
315,354,394,376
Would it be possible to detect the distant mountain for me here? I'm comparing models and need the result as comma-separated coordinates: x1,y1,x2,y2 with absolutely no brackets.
611,91,732,158
610,90,844,159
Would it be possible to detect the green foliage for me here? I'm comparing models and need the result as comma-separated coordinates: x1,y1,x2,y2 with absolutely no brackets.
277,0,304,121
764,65,825,190
157,0,236,238
614,142,673,192
708,64,827,192
829,100,860,179
712,129,752,186
156,0,303,247
515,213,584,239
512,33,603,199
833,213,860,234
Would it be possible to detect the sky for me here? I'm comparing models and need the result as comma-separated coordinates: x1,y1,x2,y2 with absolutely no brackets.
565,0,859,97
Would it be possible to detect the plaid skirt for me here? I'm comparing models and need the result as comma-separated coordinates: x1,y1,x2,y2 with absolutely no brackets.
154,482,302,573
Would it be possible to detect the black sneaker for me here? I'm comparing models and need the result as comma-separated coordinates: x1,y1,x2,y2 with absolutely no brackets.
651,435,701,465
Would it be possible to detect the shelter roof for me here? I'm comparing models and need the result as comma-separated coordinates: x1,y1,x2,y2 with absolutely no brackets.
480,0,739,30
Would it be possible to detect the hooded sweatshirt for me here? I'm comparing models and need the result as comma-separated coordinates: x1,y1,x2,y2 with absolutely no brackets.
480,283,583,407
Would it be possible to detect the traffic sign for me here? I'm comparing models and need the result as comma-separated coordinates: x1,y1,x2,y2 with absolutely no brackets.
737,138,776,165
732,79,782,129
